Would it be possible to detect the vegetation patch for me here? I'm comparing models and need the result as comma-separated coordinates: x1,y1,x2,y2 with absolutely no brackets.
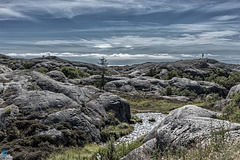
161,68,240,90
36,67,49,73
101,123,134,142
46,136,145,160
161,85,197,97
130,115,143,124
117,93,185,114
148,117,156,122
222,91,240,123
22,61,35,69
59,66,89,79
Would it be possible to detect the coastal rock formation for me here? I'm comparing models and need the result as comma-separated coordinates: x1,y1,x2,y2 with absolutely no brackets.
0,68,131,159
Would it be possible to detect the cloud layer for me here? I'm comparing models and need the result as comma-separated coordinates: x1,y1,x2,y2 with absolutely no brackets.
0,0,239,65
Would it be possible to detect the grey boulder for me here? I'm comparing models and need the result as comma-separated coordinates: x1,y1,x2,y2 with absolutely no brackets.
46,70,67,82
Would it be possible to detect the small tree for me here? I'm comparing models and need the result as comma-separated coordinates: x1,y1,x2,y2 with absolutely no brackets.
98,57,108,89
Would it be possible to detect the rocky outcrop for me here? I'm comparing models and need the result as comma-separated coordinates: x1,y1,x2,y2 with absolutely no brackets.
104,76,227,97
0,68,131,159
123,105,240,159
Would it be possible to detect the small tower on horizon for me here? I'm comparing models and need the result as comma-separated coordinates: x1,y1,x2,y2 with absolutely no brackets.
202,53,204,59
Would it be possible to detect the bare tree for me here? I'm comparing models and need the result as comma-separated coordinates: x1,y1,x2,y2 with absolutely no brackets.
98,57,108,89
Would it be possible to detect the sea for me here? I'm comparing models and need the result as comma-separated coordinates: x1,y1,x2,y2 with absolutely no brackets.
2,52,240,66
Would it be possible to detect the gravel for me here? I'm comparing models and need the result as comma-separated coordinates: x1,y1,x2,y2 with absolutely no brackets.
117,113,166,144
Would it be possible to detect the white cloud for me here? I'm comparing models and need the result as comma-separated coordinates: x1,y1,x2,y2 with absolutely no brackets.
0,8,29,20
93,44,113,49
181,54,194,58
29,29,240,49
0,0,224,20
212,15,239,21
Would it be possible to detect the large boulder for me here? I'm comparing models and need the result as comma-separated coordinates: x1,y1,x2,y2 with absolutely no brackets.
168,77,227,97
123,105,240,159
47,108,102,142
169,77,202,94
0,104,19,124
227,84,240,98
129,78,151,90
13,90,79,111
46,70,67,82
143,105,240,146
120,138,157,160
184,68,210,78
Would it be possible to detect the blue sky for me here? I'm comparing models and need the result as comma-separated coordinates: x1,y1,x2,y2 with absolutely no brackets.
0,0,239,64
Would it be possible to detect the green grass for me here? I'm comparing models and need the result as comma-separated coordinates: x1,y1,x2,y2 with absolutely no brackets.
46,144,100,160
92,136,144,160
46,136,145,160
101,123,134,142
130,115,143,124
116,93,191,114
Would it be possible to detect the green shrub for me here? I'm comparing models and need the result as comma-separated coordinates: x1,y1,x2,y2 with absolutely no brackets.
222,92,240,123
22,61,35,69
148,117,156,122
162,70,183,80
3,107,12,115
93,136,144,160
162,68,240,90
28,83,41,91
146,68,161,77
37,67,49,73
130,115,143,124
101,123,134,142
59,66,89,79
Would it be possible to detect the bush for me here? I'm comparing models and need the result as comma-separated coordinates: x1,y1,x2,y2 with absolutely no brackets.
146,68,161,77
162,68,240,90
37,67,49,73
93,136,144,160
130,115,143,124
59,66,89,79
101,123,134,142
3,107,12,115
222,91,240,123
22,61,35,69
148,117,156,122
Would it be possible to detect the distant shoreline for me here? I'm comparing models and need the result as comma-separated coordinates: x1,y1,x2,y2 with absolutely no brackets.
1,53,239,66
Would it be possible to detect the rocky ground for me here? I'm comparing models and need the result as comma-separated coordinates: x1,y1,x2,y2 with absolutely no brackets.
0,54,240,159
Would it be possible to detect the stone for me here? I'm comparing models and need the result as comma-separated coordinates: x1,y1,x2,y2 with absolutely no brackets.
46,70,67,82
184,68,210,78
227,84,240,98
38,129,63,140
120,138,157,160
143,105,240,147
14,90,79,111
124,105,240,159
129,78,151,90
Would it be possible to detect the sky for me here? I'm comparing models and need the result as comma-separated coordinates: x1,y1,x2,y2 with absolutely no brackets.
0,0,239,65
